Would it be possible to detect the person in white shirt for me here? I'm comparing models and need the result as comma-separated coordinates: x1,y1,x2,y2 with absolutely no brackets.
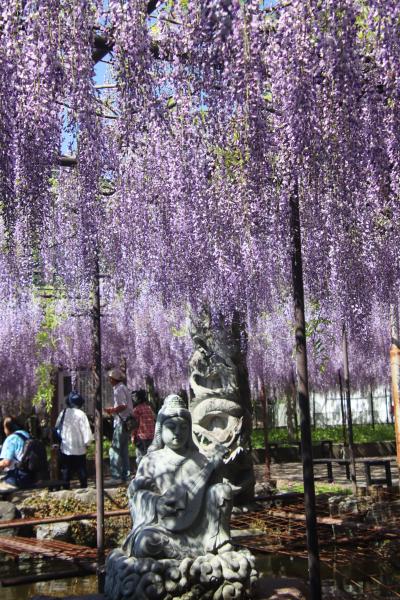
104,368,133,482
56,392,93,489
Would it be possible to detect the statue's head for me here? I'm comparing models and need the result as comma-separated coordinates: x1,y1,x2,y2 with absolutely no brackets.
149,394,196,453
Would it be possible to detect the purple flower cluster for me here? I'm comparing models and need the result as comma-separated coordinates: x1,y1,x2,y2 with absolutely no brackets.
0,1,397,406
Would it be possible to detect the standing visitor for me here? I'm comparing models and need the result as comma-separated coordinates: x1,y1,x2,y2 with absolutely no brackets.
26,410,41,439
56,392,93,489
105,368,133,482
131,389,155,466
0,417,32,490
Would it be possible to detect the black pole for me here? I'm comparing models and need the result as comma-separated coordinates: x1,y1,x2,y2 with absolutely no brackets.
338,369,347,448
342,324,357,494
312,390,316,430
369,385,375,429
260,381,271,481
290,186,321,600
92,255,105,589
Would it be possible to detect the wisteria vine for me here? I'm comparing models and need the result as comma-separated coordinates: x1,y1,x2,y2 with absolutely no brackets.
0,0,398,407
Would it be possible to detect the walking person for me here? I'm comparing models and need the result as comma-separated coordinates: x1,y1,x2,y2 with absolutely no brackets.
131,389,155,466
56,392,93,489
105,368,133,482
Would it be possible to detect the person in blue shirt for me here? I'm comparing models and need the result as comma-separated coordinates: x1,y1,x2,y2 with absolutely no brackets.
0,416,31,490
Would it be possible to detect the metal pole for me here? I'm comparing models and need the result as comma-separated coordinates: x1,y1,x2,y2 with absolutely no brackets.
338,369,347,448
290,186,321,600
342,324,357,494
385,388,389,425
92,256,105,589
259,381,271,481
389,306,400,482
312,390,316,430
369,385,375,429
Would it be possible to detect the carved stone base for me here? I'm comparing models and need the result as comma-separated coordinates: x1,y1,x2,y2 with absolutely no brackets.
105,547,258,600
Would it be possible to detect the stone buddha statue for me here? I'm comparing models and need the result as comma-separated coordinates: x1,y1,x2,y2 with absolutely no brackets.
123,394,233,560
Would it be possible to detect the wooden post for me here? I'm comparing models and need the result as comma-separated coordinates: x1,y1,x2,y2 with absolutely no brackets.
92,256,105,588
389,306,400,481
290,186,321,600
384,388,389,425
342,325,357,494
369,385,375,429
338,369,347,448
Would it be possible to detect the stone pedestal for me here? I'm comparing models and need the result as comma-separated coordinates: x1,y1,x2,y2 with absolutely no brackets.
105,547,257,600
0,500,18,537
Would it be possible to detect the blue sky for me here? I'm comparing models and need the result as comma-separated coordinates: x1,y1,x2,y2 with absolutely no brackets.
61,0,278,155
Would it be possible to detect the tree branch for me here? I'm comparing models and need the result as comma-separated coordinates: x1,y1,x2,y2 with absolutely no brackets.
92,2,160,63
58,1,161,168
92,34,114,64
58,155,77,167
147,0,160,15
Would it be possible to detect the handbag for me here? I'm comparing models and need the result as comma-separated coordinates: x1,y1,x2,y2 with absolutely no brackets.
52,409,67,445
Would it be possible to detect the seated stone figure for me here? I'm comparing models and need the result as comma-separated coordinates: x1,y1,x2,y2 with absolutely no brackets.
123,394,232,560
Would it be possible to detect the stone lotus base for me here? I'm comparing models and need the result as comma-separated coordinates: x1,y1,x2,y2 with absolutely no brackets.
104,547,258,600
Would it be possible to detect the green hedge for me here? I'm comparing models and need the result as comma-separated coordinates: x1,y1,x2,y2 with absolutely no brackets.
82,424,395,455
86,438,136,460
251,423,395,448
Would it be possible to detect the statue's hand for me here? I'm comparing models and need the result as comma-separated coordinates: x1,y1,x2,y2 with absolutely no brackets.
157,486,188,520
128,476,155,498
157,491,178,517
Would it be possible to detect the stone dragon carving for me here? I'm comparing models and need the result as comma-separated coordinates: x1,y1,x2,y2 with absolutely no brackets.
189,311,255,504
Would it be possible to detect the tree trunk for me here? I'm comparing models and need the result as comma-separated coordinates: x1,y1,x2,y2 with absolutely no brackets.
338,369,347,449
259,381,271,481
369,385,375,429
286,371,298,443
231,310,253,417
290,186,321,600
390,305,400,484
91,257,105,589
342,324,357,494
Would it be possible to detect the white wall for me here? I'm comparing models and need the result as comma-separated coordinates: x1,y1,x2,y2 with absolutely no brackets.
57,369,114,418
270,386,393,428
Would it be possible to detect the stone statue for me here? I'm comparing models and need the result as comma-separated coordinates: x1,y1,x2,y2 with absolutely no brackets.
105,394,258,600
123,394,232,559
189,311,255,504
189,333,238,403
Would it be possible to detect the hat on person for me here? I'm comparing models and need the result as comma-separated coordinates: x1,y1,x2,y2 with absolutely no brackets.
108,368,125,382
67,391,84,408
